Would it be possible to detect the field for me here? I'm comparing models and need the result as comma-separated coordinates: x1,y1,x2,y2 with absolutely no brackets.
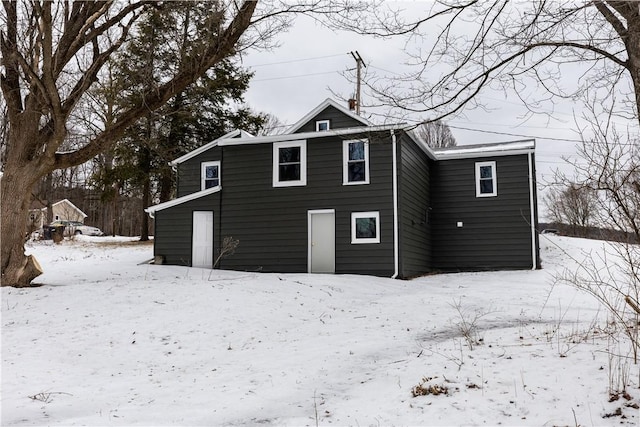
1,235,638,426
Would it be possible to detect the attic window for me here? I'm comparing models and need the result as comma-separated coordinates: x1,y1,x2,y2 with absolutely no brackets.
201,161,221,190
316,120,330,132
475,161,497,197
273,140,307,187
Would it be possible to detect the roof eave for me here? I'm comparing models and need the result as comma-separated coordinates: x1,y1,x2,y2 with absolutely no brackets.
433,140,536,160
169,129,255,166
145,186,222,216
219,123,407,146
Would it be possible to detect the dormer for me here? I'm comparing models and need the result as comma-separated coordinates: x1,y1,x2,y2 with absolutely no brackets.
286,98,371,134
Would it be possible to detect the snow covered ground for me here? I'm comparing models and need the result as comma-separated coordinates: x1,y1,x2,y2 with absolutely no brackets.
1,235,638,426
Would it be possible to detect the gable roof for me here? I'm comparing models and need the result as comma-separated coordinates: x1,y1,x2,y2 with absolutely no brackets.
169,129,255,166
285,98,371,134
167,98,535,168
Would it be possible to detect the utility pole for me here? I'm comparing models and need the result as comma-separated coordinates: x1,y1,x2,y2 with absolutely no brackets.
349,51,366,115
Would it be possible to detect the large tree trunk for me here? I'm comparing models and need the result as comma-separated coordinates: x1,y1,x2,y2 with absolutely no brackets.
1,159,46,287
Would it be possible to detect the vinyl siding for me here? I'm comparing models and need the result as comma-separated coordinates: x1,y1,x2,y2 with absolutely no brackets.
218,131,395,276
293,105,367,133
397,134,433,277
153,192,221,266
431,154,536,271
176,146,223,197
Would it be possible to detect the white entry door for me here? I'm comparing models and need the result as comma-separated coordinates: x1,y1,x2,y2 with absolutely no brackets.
308,210,335,273
192,211,214,268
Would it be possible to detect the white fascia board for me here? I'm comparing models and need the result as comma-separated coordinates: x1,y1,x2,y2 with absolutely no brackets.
286,98,371,134
169,129,255,166
219,123,406,146
145,186,221,216
404,129,437,160
433,140,535,160
170,141,220,166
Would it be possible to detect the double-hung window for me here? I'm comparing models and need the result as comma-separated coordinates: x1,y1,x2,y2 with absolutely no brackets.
351,211,380,244
475,161,497,197
273,140,307,187
201,161,221,190
343,139,369,185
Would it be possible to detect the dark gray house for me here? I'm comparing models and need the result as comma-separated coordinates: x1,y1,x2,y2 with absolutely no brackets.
146,98,540,278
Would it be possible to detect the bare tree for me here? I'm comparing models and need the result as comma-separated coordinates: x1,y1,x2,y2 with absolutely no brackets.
356,1,639,130
414,120,456,148
256,113,288,136
552,100,640,362
544,182,598,236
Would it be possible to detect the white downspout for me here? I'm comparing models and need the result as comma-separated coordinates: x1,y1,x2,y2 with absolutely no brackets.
528,151,537,270
391,130,399,279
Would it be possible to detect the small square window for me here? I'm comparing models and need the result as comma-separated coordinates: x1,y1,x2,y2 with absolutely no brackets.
201,161,221,190
475,161,497,197
316,120,330,132
343,139,369,185
273,140,307,187
351,211,380,244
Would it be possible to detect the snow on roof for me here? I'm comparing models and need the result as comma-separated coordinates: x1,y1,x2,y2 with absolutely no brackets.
433,139,535,160
217,123,405,147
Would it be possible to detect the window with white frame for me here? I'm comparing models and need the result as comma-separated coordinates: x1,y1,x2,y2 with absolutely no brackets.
273,140,307,187
316,120,330,131
351,211,380,244
343,139,369,185
201,161,221,190
475,161,497,197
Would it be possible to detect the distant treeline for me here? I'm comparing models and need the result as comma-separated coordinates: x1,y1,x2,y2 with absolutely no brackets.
539,222,639,244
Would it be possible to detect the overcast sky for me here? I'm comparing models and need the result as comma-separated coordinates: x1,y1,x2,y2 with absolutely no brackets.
238,6,606,191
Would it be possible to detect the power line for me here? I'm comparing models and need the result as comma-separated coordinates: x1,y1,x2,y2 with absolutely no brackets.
252,70,342,82
449,124,640,147
368,65,403,76
246,53,347,68
448,124,584,143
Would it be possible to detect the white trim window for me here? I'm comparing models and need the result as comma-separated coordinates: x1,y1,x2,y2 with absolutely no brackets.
201,161,221,190
273,140,307,187
316,120,330,132
351,211,380,244
343,139,369,185
475,161,497,197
